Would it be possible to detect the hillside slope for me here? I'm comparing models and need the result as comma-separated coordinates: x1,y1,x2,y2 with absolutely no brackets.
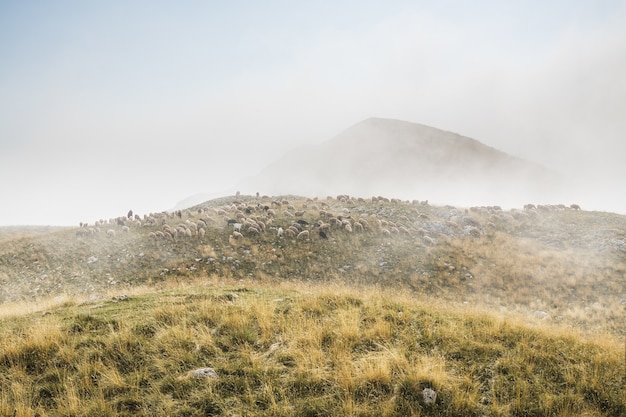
1,195,624,335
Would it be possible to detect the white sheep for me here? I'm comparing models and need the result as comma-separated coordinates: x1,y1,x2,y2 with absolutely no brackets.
277,227,284,237
297,230,310,239
232,231,244,239
106,229,116,238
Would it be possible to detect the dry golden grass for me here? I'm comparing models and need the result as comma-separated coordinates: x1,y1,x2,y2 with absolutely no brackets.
0,280,624,416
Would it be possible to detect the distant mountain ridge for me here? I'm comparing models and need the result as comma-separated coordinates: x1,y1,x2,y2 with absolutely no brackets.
237,117,560,207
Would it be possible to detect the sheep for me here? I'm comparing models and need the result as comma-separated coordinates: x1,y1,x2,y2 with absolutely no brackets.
247,227,260,236
353,222,363,233
284,228,296,238
294,210,306,217
297,230,310,239
233,223,243,232
570,204,581,210
232,231,244,240
106,229,116,238
468,227,481,238
277,227,284,237
284,211,294,217
198,228,206,238
344,223,353,233
357,218,369,229
422,235,435,245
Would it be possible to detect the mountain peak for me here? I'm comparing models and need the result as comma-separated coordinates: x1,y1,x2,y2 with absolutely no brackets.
238,118,561,207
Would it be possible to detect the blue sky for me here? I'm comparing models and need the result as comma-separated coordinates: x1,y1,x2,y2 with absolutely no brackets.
1,1,625,225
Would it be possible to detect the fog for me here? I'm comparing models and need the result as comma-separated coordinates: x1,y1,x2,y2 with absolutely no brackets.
1,1,625,226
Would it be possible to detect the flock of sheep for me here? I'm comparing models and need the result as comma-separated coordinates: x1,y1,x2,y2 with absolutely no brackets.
74,194,583,250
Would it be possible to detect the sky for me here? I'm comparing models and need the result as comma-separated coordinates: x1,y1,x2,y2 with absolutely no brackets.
1,0,625,225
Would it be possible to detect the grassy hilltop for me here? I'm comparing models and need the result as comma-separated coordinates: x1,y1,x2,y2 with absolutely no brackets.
0,194,625,416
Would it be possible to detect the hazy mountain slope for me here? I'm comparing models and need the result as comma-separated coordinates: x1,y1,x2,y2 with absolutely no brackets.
238,117,560,207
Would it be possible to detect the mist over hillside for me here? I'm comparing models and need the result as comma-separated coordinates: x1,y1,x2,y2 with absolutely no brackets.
235,118,563,209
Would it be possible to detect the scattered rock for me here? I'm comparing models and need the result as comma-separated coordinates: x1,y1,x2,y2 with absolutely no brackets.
190,367,218,379
422,387,437,405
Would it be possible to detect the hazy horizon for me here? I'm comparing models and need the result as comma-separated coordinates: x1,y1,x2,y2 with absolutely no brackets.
2,1,625,226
